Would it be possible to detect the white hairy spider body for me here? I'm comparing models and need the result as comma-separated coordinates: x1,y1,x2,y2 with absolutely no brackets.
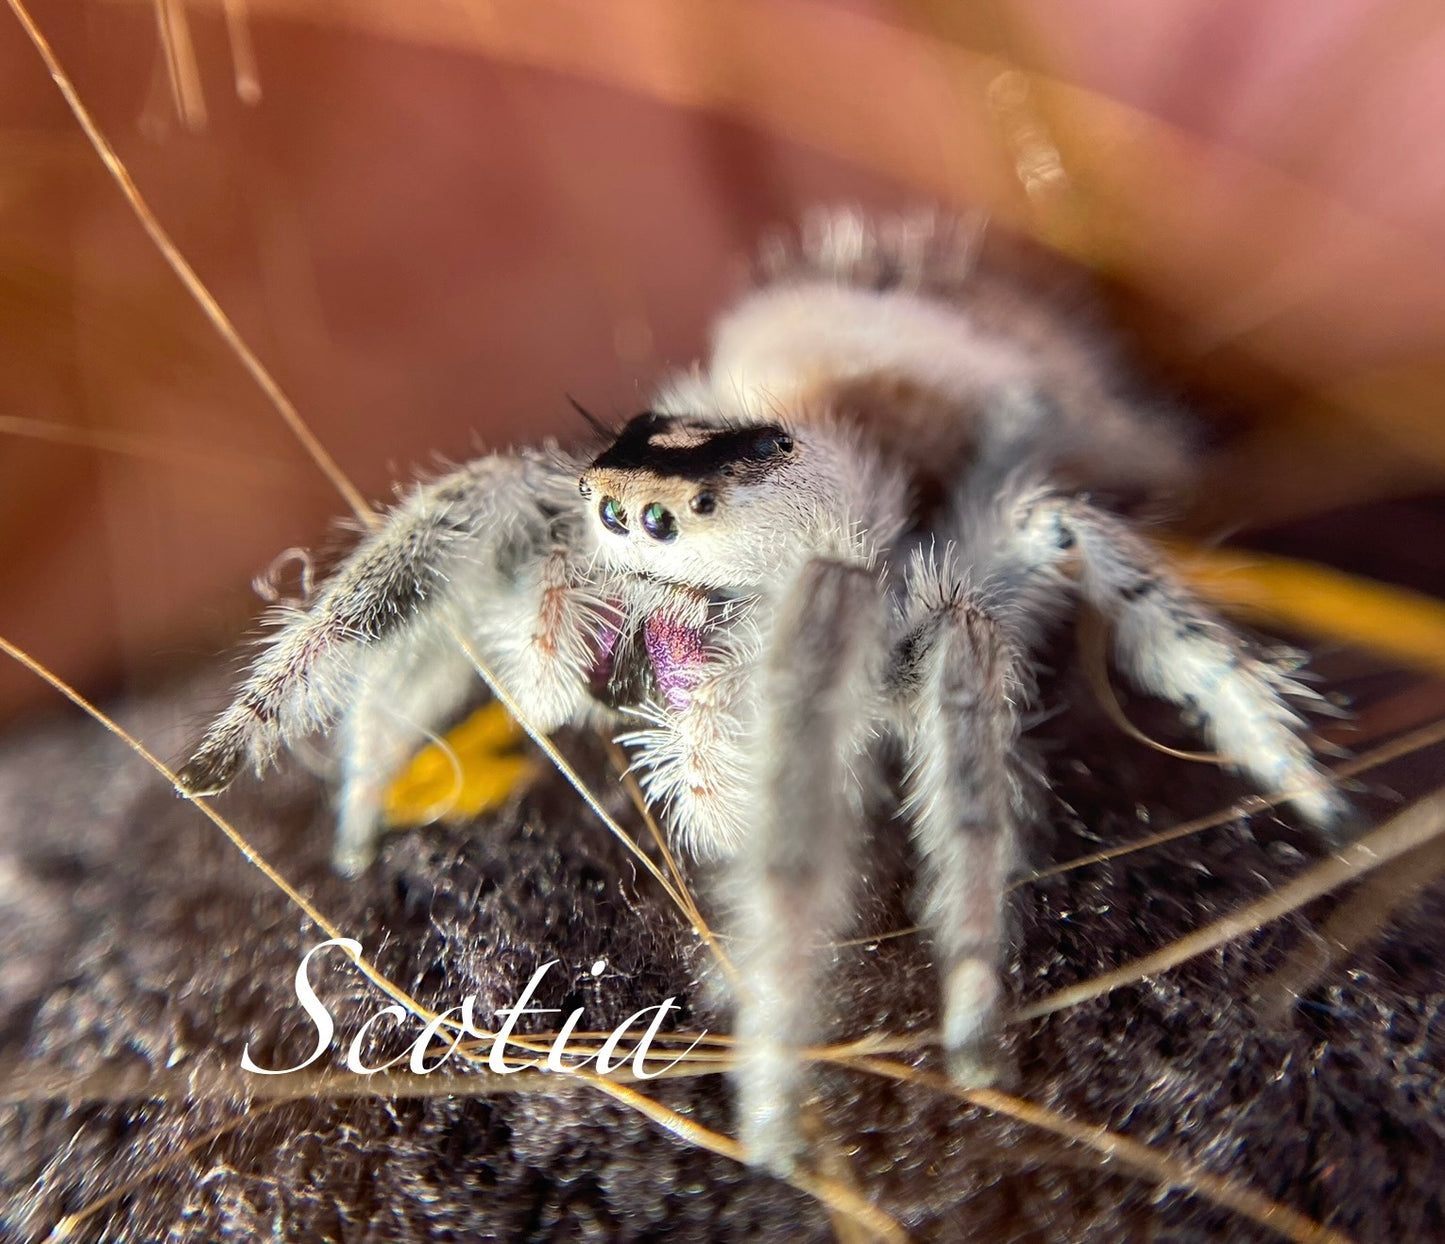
180,212,1344,1174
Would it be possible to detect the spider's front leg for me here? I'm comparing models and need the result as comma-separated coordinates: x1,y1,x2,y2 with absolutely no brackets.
179,451,607,873
891,558,1030,1086
730,557,887,1176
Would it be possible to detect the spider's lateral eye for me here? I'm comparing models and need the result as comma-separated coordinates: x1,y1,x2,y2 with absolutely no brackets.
599,496,628,534
641,503,678,542
774,432,794,454
578,477,592,498
689,492,716,516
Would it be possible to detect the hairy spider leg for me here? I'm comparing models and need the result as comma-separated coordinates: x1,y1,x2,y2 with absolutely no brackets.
730,557,888,1176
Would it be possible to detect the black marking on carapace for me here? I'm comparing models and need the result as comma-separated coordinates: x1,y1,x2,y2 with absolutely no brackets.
590,412,794,483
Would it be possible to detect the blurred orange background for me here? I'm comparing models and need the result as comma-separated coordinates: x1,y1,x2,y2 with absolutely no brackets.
3,0,1444,723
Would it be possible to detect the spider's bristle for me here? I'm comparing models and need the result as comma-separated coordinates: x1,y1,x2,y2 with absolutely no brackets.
567,395,614,441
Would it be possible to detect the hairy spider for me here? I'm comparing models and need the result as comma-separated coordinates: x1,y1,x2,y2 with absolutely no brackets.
178,211,1344,1174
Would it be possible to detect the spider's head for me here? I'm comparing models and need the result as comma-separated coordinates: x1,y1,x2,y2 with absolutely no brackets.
580,411,862,588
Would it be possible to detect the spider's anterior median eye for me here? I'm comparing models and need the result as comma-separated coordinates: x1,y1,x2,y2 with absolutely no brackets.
599,496,628,534
641,502,678,542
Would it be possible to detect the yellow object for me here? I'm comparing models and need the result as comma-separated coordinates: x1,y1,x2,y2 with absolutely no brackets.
384,701,539,827
1174,545,1445,680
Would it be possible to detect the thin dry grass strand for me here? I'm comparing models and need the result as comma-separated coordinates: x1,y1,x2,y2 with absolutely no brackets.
46,1101,292,1242
0,634,463,1041
1015,788,1445,1023
1,1051,727,1111
837,1057,1352,1244
808,1119,877,1244
1015,795,1266,891
2,17,872,1226
0,413,320,490
153,0,207,131
7,0,708,957
0,633,900,1240
6,0,373,525
1253,826,1445,1021
1078,605,1224,764
1325,712,1445,778
220,0,262,103
1019,714,1445,888
0,1030,953,1110
605,738,740,986
443,627,703,922
605,740,695,906
579,1072,908,1244
0,631,701,1056
31,1046,719,1237
831,924,923,949
5,607,1389,1240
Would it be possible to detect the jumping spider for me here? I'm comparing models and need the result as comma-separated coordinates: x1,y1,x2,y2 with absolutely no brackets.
179,211,1343,1174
